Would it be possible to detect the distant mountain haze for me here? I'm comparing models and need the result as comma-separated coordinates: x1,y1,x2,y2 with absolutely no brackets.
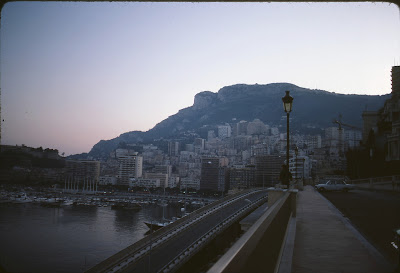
81,83,388,160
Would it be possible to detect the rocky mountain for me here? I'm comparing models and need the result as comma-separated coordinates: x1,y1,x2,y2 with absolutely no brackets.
82,83,389,160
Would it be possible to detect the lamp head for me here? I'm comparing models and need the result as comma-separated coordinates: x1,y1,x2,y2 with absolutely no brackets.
282,90,294,113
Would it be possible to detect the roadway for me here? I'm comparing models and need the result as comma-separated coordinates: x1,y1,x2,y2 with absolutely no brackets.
321,189,400,264
117,190,268,273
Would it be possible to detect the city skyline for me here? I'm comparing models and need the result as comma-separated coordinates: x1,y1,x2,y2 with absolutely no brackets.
1,2,399,155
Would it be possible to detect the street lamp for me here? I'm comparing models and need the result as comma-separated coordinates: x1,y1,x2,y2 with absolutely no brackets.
303,158,306,185
282,91,294,187
295,146,299,185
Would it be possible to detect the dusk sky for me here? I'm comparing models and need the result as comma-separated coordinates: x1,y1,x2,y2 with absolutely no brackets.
1,2,399,156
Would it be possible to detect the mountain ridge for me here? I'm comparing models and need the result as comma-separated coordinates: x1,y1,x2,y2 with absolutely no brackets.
76,83,389,160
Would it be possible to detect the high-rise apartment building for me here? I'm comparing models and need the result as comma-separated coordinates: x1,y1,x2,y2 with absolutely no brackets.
65,160,100,192
218,124,232,139
194,138,205,153
255,155,285,187
168,141,179,156
116,149,143,185
66,160,100,181
200,157,228,192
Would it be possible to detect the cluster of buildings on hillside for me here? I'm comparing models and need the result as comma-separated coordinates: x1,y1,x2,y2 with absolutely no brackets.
59,120,364,193
0,121,362,193
2,66,399,192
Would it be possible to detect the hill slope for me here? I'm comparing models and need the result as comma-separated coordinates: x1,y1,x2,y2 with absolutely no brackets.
84,83,388,159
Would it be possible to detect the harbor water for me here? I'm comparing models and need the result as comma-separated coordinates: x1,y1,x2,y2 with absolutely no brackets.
0,201,183,273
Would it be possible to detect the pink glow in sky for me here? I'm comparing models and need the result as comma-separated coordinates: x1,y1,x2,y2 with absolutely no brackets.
1,2,399,155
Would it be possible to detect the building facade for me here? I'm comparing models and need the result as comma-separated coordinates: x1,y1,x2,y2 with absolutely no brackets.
200,157,228,192
65,160,100,192
144,172,168,188
218,124,232,139
255,155,285,187
116,149,143,185
229,165,256,189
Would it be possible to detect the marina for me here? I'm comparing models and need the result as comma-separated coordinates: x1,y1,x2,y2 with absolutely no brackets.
0,188,211,273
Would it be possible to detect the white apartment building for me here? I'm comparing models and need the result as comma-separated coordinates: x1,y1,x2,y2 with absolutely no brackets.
117,149,143,185
129,178,160,188
218,124,232,139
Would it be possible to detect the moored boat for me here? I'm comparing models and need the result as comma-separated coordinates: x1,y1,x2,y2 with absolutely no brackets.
144,220,172,231
12,193,33,204
111,202,141,210
40,198,61,208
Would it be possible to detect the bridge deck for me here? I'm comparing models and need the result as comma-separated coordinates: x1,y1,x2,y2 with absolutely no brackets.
292,186,394,273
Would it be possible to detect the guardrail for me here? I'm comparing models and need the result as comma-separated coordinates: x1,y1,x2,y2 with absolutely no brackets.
350,175,400,191
207,189,297,273
86,189,266,273
350,175,400,185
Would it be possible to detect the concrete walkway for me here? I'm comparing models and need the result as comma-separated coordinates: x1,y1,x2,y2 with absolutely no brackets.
292,186,394,273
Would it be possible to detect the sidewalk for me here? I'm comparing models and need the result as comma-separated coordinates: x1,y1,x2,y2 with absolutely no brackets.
292,186,394,273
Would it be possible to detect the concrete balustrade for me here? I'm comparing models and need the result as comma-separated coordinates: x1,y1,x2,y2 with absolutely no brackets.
208,189,297,273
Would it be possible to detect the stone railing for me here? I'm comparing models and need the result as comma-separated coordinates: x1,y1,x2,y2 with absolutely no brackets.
207,188,297,273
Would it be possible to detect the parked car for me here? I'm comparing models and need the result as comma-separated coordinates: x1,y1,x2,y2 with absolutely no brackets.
315,180,354,192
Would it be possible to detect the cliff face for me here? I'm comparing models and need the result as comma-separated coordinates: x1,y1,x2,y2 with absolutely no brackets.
193,91,218,110
84,83,389,159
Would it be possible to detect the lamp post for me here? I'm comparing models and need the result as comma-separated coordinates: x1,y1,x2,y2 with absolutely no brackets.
295,146,299,186
303,158,306,185
282,91,294,187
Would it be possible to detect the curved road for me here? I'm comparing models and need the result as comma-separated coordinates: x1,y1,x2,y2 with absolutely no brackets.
119,190,268,273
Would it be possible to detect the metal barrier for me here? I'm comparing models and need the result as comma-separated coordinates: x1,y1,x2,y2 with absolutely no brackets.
351,175,400,185
350,175,400,191
207,190,297,273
